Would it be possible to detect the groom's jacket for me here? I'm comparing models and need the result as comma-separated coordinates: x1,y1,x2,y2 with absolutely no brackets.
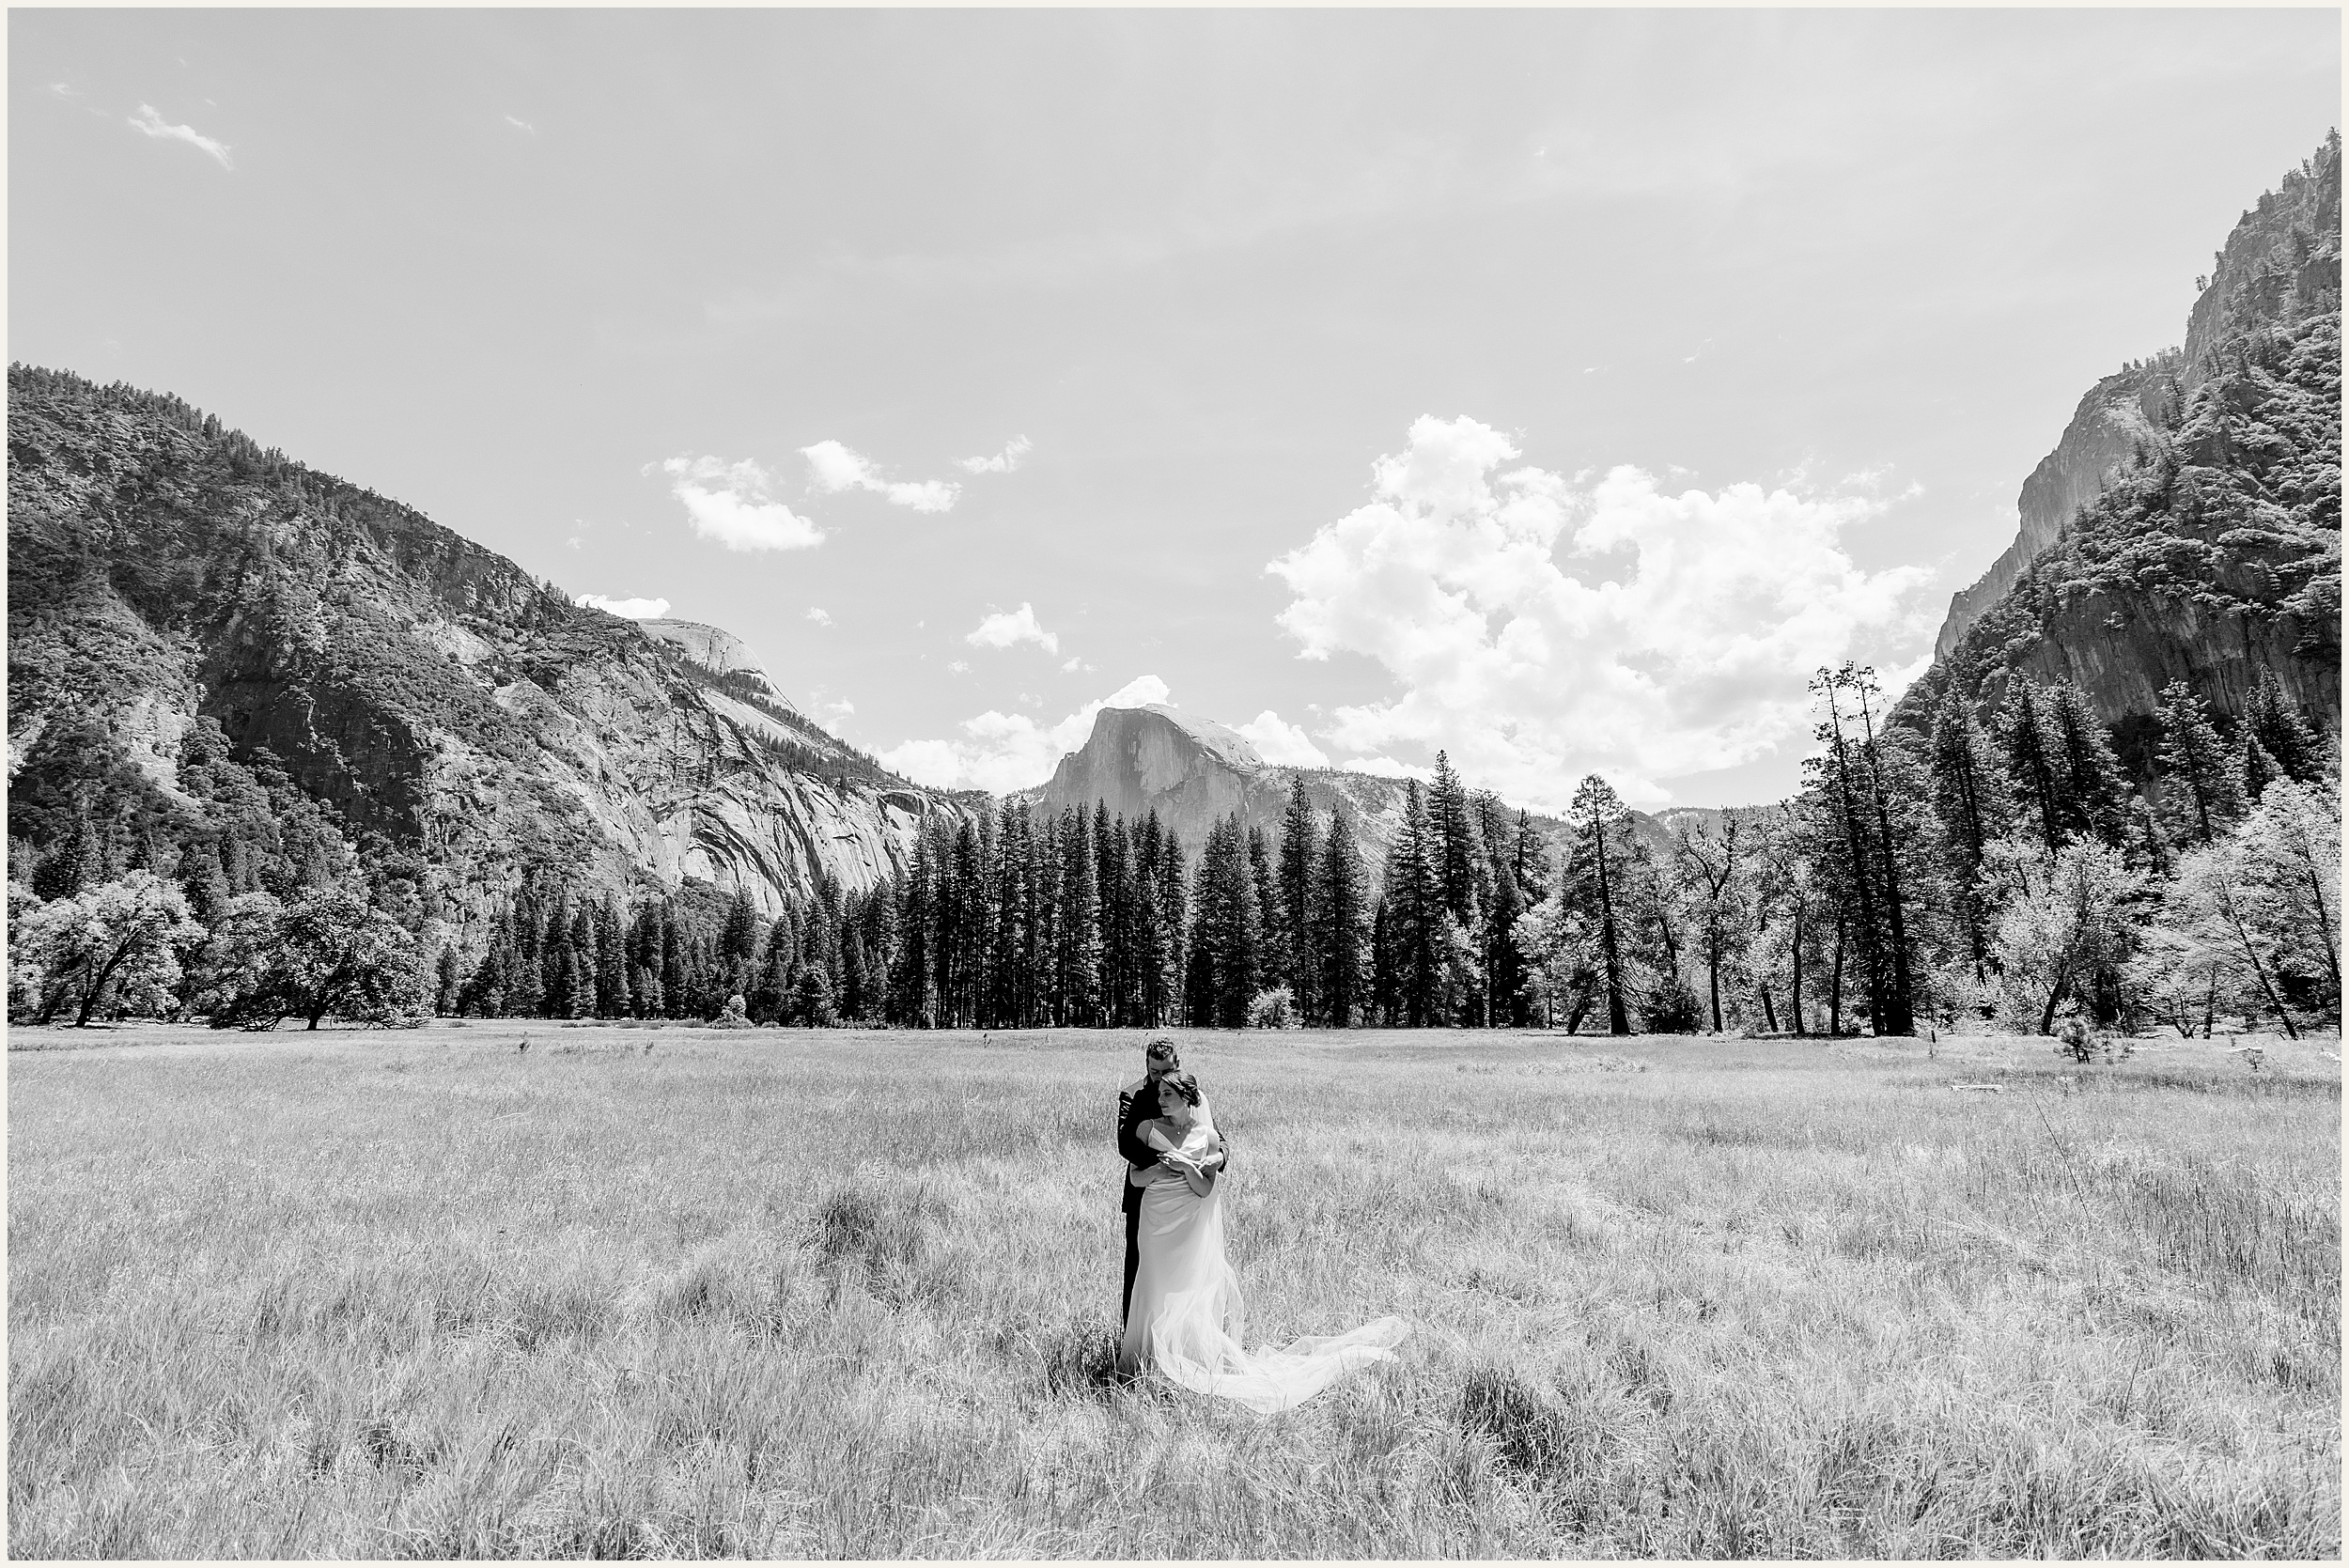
1118,1078,1230,1214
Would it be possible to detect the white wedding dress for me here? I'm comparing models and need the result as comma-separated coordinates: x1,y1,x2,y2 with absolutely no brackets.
1118,1113,1408,1415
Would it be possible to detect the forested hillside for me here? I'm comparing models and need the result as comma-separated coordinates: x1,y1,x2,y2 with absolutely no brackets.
1916,131,2341,748
6,365,979,1026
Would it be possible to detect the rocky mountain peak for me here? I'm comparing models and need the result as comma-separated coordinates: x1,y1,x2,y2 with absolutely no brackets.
636,618,806,721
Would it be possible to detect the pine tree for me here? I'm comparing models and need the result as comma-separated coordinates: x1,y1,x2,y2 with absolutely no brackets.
1245,822,1278,1001
179,838,231,926
1472,794,1525,1027
948,817,988,1028
2048,681,2132,847
1565,775,1633,1035
2246,667,2326,786
1368,897,1398,1025
842,924,870,1021
1383,782,1441,1026
1058,806,1102,1026
567,904,598,1017
660,906,686,1018
754,915,796,1022
1999,678,2064,850
1317,808,1368,1026
1096,806,1132,1026
595,897,627,1017
893,824,939,1026
1132,815,1170,1026
460,904,514,1017
721,886,762,991
2155,679,2248,847
434,944,462,1017
1810,672,1890,1033
1927,690,2013,979
1276,779,1321,1023
1848,668,1918,1035
1155,820,1188,1023
987,800,1031,1028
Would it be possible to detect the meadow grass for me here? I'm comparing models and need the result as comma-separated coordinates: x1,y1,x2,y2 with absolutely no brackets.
8,1022,2340,1558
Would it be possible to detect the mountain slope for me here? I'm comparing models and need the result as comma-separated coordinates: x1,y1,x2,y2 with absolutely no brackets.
1934,132,2341,667
6,365,965,918
1906,133,2341,753
1935,361,2179,660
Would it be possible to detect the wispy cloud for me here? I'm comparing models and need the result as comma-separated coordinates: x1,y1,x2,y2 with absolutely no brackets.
128,103,232,170
575,593,671,620
957,435,1034,475
800,439,959,514
966,603,1059,655
504,115,536,134
653,455,824,551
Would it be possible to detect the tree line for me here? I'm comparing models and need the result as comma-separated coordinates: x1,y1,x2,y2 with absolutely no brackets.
9,664,2338,1038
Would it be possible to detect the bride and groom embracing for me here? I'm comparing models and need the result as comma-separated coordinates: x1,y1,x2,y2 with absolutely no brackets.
1114,1038,1408,1414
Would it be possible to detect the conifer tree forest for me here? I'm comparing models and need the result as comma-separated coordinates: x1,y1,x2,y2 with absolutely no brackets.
9,660,2337,1038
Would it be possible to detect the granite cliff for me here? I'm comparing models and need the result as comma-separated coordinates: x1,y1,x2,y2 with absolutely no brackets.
1934,132,2341,669
5,366,967,920
1023,703,1605,869
1910,132,2341,756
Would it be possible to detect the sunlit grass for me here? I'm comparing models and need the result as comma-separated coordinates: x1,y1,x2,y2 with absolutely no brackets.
8,1024,2340,1557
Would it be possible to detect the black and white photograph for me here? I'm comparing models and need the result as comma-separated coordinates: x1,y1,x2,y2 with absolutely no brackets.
6,7,2341,1558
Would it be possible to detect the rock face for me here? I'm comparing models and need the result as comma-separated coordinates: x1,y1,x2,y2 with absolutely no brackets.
1025,704,1580,868
1935,365,2177,660
1908,132,2341,754
638,618,809,722
1934,132,2341,665
5,366,968,920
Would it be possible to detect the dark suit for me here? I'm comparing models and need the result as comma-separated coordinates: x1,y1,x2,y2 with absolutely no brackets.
1119,1075,1231,1322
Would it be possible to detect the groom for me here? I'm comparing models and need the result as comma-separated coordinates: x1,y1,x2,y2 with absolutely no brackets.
1118,1037,1228,1324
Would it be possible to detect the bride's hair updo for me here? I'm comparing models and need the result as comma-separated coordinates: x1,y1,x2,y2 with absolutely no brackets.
1157,1070,1202,1107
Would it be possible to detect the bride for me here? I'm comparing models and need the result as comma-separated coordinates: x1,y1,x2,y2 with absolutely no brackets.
1115,1070,1408,1414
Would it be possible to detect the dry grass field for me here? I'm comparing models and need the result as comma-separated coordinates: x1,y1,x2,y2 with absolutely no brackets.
8,1022,2341,1558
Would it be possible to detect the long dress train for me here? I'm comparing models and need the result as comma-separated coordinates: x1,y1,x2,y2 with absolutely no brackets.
1117,1120,1408,1415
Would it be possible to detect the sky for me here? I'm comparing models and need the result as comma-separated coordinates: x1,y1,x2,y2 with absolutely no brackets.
10,8,2340,811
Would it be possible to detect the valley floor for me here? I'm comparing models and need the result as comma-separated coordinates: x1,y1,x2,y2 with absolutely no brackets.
7,1025,2341,1557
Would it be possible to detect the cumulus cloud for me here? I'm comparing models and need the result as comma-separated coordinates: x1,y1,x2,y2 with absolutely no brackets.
965,602,1059,655
947,660,972,675
800,440,959,513
128,103,231,169
1060,656,1092,674
1236,711,1330,768
574,593,670,620
805,607,832,626
879,675,1171,794
957,435,1034,474
1265,415,1932,807
656,455,823,551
